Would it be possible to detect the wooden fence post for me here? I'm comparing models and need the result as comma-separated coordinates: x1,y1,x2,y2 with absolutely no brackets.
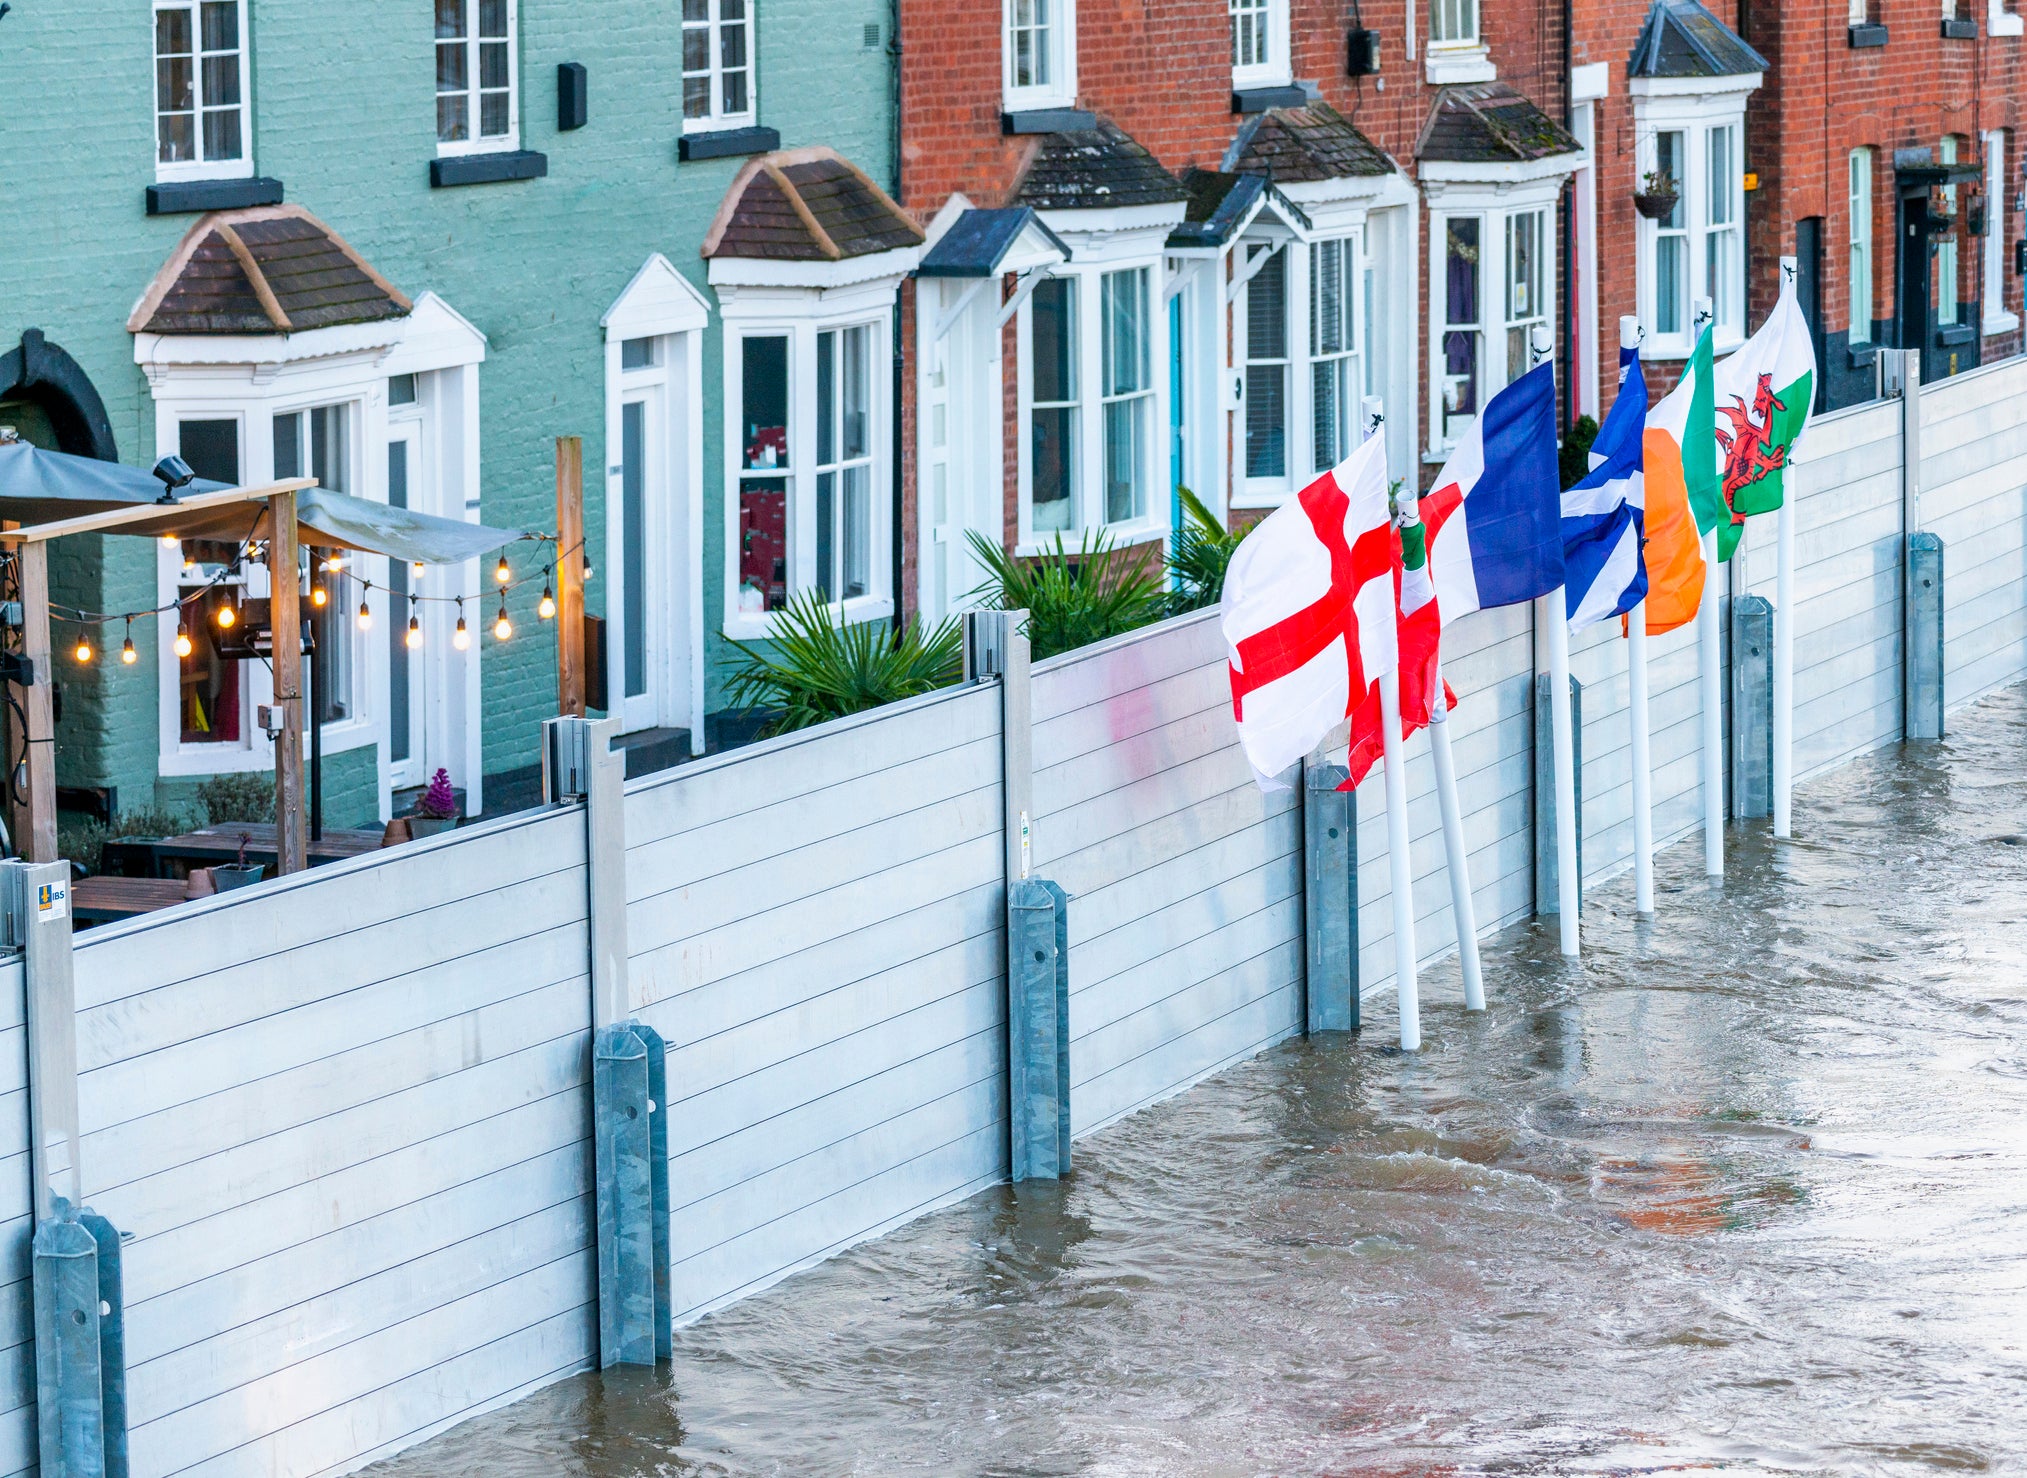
556,437,586,717
270,492,306,875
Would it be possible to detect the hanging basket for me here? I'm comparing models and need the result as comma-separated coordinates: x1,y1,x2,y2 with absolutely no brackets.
1633,189,1679,221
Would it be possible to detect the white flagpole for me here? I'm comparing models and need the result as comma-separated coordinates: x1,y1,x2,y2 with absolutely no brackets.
1531,326,1579,957
1426,654,1483,1008
1378,671,1421,1050
1772,258,1798,838
1693,297,1724,879
1619,315,1656,914
1544,594,1581,955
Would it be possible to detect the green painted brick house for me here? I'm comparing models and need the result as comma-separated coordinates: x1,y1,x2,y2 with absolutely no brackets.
0,0,908,829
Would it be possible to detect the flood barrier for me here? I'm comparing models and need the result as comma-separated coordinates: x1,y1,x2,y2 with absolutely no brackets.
0,352,2022,1476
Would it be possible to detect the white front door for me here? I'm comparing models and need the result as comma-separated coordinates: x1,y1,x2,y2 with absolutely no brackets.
618,386,664,730
606,331,694,737
384,421,425,789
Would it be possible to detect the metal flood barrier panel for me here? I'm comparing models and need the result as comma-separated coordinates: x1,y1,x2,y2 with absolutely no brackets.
1921,357,2027,711
620,683,1008,1323
0,956,30,1474
1027,614,1304,1138
43,806,596,1478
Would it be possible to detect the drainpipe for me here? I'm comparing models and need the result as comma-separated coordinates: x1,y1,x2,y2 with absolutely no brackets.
889,0,906,632
1560,0,1575,428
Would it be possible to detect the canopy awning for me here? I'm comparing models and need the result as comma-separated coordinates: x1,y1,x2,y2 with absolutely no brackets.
0,439,230,525
1,476,533,563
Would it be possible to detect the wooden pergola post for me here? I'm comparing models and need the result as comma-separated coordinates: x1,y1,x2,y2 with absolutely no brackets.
8,539,56,863
270,492,307,875
556,436,587,717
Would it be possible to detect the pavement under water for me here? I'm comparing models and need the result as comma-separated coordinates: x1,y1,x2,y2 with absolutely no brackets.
368,688,2027,1477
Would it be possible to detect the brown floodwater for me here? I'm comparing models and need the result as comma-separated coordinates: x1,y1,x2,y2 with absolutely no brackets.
368,688,2027,1476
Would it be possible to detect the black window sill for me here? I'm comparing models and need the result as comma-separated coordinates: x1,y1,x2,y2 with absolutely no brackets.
146,176,284,215
678,125,780,162
1232,84,1308,114
430,150,548,188
1942,17,1979,36
1002,108,1096,135
1848,22,1889,46
1848,344,1879,368
1939,323,1977,346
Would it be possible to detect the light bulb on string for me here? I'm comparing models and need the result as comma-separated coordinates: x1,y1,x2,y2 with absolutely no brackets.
311,583,327,608
121,621,137,665
356,596,373,631
73,636,92,664
405,601,423,650
412,561,427,580
493,599,513,642
581,560,594,583
495,554,511,585
324,554,345,573
159,534,180,550
537,571,556,621
174,621,193,658
216,600,238,630
453,602,470,650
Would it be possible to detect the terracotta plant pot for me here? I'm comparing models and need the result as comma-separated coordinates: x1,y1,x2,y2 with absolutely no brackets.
1633,190,1679,221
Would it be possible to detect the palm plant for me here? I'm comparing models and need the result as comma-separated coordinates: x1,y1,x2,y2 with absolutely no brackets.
964,527,1170,661
723,593,964,735
1166,485,1248,613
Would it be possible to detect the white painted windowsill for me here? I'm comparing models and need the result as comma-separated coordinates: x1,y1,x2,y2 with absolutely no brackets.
1984,309,2021,337
1425,46,1496,85
725,595,896,643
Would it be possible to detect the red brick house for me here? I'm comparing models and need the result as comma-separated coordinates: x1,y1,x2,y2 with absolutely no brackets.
894,0,1582,622
1570,0,2027,421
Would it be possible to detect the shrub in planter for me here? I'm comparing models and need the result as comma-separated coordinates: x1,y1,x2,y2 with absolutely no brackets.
409,767,460,838
965,528,1170,661
723,593,964,736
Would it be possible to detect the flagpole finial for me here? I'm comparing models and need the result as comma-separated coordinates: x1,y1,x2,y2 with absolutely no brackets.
1528,324,1555,367
1362,395,1385,438
1692,295,1713,332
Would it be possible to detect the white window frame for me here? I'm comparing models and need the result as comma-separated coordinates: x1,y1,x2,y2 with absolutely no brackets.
153,0,253,183
1939,136,1964,330
1423,180,1563,458
1015,242,1171,545
1985,130,2019,336
1230,0,1291,89
682,0,757,135
1425,0,1494,84
1991,0,2025,37
1003,0,1077,112
135,296,488,817
1632,77,1759,360
718,285,897,641
1850,146,1875,346
435,0,520,158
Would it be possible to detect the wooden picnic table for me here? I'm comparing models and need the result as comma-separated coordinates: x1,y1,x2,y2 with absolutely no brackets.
72,876,191,923
100,823,385,879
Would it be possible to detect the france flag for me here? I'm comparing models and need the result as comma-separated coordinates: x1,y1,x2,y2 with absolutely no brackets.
1561,347,1648,630
1423,361,1566,619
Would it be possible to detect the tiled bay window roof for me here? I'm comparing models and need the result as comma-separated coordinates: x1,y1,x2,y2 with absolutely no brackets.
1629,0,1768,78
1223,101,1396,183
702,147,923,262
128,206,411,336
1013,119,1188,211
1416,82,1583,166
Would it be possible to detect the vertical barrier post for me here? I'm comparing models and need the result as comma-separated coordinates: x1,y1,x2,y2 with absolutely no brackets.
1007,880,1067,1180
546,717,668,1365
1907,533,1946,739
1533,674,1583,914
1729,595,1774,817
965,609,1033,892
5,860,129,1478
1898,348,1924,738
1301,758,1357,1033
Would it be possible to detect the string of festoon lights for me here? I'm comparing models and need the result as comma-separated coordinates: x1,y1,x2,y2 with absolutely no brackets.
35,528,577,666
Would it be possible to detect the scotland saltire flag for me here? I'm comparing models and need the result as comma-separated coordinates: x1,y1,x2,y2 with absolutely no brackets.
1423,361,1566,619
1561,347,1648,630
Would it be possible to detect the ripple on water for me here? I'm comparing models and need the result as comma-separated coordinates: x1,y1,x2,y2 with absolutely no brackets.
364,688,2027,1478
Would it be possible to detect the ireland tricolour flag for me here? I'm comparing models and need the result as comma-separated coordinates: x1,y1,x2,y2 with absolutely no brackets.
1710,275,1816,536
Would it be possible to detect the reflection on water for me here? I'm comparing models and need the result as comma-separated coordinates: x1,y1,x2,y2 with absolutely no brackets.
370,689,2027,1477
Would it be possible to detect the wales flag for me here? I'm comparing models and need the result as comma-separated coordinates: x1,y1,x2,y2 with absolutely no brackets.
1711,276,1816,531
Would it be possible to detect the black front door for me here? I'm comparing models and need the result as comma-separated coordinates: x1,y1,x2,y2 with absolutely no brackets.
1897,190,1934,376
1795,217,1826,411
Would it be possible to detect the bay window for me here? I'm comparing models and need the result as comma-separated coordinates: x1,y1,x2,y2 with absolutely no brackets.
724,304,894,630
683,0,756,132
1005,0,1076,110
436,0,518,154
1426,193,1558,454
1850,147,1874,346
1634,82,1755,356
154,0,251,181
1310,238,1357,471
1016,255,1167,539
1101,267,1153,525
